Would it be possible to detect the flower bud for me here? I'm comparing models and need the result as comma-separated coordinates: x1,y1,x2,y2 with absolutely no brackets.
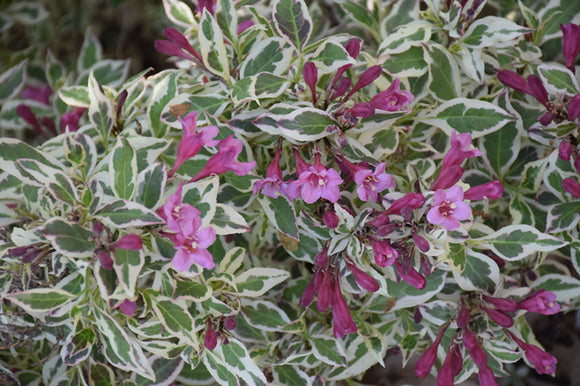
204,326,218,350
482,306,513,327
568,94,580,120
497,70,530,94
482,295,517,312
322,211,339,228
462,329,487,366
464,180,504,200
415,324,450,378
303,62,318,104
413,234,430,252
383,192,425,216
97,250,114,270
111,234,143,251
225,315,237,330
561,23,580,72
558,140,574,161
347,263,379,292
119,299,137,317
562,177,580,198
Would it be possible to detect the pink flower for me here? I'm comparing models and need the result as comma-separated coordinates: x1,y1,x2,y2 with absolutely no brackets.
191,135,256,182
427,186,471,231
464,180,504,200
510,334,558,375
415,324,450,378
372,239,398,267
482,294,517,312
561,23,580,72
353,162,395,202
345,65,383,99
370,78,414,111
111,234,143,251
383,192,425,216
253,147,297,200
159,183,216,271
441,130,482,170
97,250,114,270
559,140,574,161
169,111,219,177
482,306,513,327
330,279,358,338
204,323,218,350
562,177,580,198
462,329,487,366
395,260,426,289
295,153,343,204
60,107,86,132
517,289,560,315
478,364,499,386
436,343,462,386
431,165,464,191
346,102,375,118
155,27,203,63
119,299,137,317
323,210,339,228
346,262,379,292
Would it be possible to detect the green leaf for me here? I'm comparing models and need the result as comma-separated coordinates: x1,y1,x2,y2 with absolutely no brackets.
382,46,427,77
212,203,251,235
241,37,293,77
546,201,580,233
152,299,197,346
215,0,238,45
136,162,167,209
90,363,115,386
162,0,197,29
311,335,347,367
453,250,500,292
173,280,212,302
447,242,466,272
0,60,27,103
427,44,460,101
204,338,268,386
538,64,579,94
43,219,95,258
272,0,312,52
459,16,531,48
236,268,290,297
114,249,143,297
0,138,64,177
277,107,336,143
134,357,184,386
273,365,310,386
94,200,163,228
420,98,514,138
378,21,431,57
476,225,568,261
341,1,378,31
182,176,219,226
241,299,292,332
4,288,76,313
148,71,178,138
47,172,77,206
58,86,90,107
88,72,114,143
198,9,231,83
532,274,580,302
258,195,299,240
253,73,291,99
309,38,355,74
77,27,102,73
110,137,137,200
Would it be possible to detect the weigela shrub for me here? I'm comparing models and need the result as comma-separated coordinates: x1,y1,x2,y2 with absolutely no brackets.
1,0,580,384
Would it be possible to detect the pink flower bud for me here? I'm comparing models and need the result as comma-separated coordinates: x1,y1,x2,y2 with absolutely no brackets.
383,192,425,215
322,211,339,228
562,177,580,198
482,295,517,312
21,85,53,105
395,261,426,289
527,75,549,106
431,165,464,191
330,281,358,338
437,343,462,385
517,289,560,315
561,23,580,72
539,111,555,125
237,19,254,35
478,364,499,386
345,38,361,58
347,263,379,292
119,299,137,317
111,234,143,251
303,62,318,104
510,334,557,375
413,234,430,253
317,270,332,312
330,77,352,101
456,303,471,328
97,250,114,270
462,329,487,366
497,70,530,94
568,94,580,120
347,102,375,118
345,65,382,99
372,239,398,267
464,180,504,200
415,324,450,378
204,326,218,350
225,316,237,330
482,306,513,327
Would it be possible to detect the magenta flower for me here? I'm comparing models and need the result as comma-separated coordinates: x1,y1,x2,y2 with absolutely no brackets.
568,94,580,120
60,107,86,132
346,262,379,292
436,343,462,386
464,180,504,200
303,62,318,105
204,323,218,350
415,324,450,378
482,294,517,312
383,192,425,216
21,85,53,105
97,250,114,270
159,183,216,271
372,239,398,267
517,289,560,315
330,279,358,338
558,140,574,161
345,65,383,99
345,102,375,118
462,329,488,367
478,364,499,386
395,260,426,289
169,111,219,177
369,78,414,111
561,23,580,72
441,130,482,170
427,186,471,231
253,147,297,200
562,177,580,198
431,165,464,191
498,71,555,124
119,299,137,317
510,334,558,375
155,27,203,63
456,302,471,328
482,305,513,327
191,135,256,182
295,153,343,204
353,162,395,202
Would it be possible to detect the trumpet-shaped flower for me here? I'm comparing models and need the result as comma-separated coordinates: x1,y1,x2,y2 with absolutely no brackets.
354,162,395,202
370,78,414,111
191,135,256,182
295,153,343,204
427,186,471,231
415,323,450,378
510,334,558,375
517,289,560,315
253,147,298,200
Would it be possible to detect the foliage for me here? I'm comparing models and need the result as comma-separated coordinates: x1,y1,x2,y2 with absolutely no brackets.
1,0,580,384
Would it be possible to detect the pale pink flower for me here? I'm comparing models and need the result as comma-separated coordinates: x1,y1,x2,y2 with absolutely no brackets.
169,111,219,177
427,186,471,231
369,78,414,111
191,135,256,182
354,162,395,202
295,153,343,204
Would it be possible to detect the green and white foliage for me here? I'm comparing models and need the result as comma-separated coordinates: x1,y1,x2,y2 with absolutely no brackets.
1,0,580,384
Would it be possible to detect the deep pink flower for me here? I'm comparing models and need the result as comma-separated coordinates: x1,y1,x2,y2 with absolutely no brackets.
482,295,517,312
517,289,560,315
558,140,574,161
427,186,472,231
346,102,375,118
317,269,332,312
345,65,383,99
383,192,425,216
119,299,137,317
372,239,398,267
462,329,487,366
478,364,499,386
303,62,318,105
237,19,254,35
562,177,580,198
60,107,86,132
527,75,549,106
196,0,216,14
482,306,513,327
330,279,358,338
111,234,143,251
346,262,379,292
395,261,426,289
431,165,464,191
413,234,430,253
436,343,462,386
441,130,482,170
498,70,530,94
568,94,580,120
225,316,237,330
323,210,339,228
561,23,580,72
21,85,53,105
345,38,361,58
330,78,352,101
456,302,471,328
155,27,203,63
510,334,558,375
300,269,323,308
464,180,504,200
159,183,203,233
169,111,219,177
415,324,450,378
295,153,343,204
353,162,395,202
369,78,414,111
191,135,256,182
